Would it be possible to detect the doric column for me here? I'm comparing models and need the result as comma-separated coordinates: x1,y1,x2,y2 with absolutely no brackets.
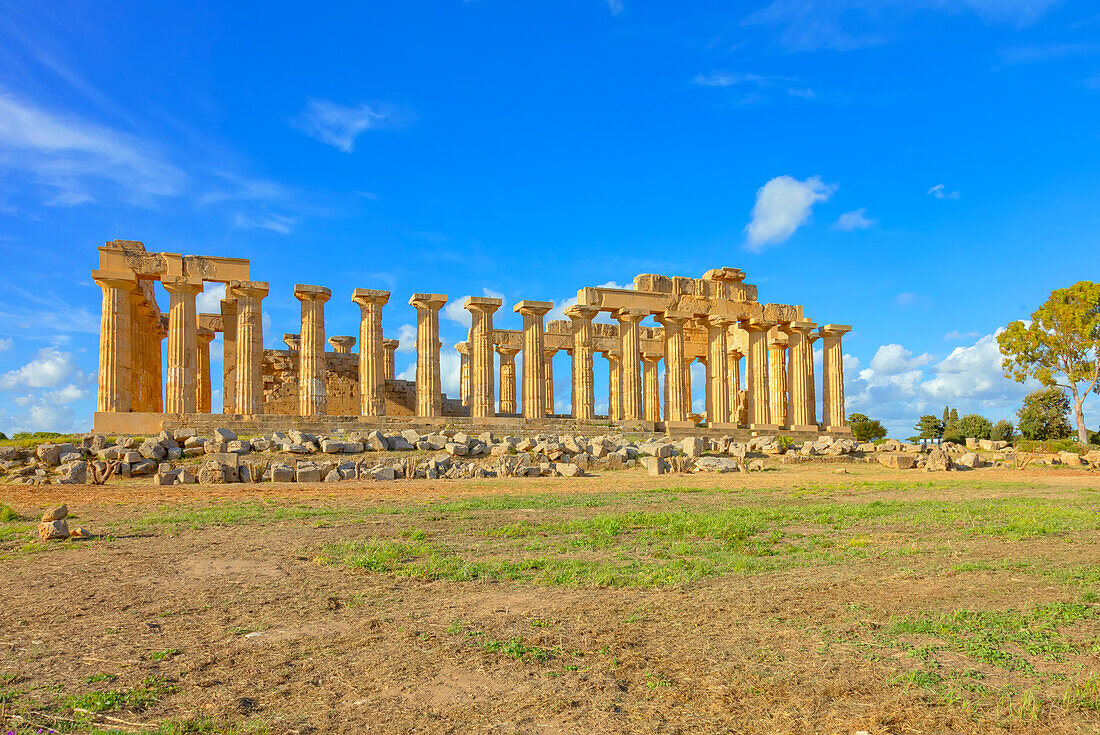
565,305,598,420
728,347,744,426
768,333,789,428
513,300,552,419
543,347,558,415
92,272,135,413
152,316,165,413
464,297,502,419
220,297,237,413
456,341,471,406
496,345,520,414
163,279,202,414
127,293,146,412
821,324,853,432
781,320,817,431
352,288,390,416
705,316,732,426
642,352,661,422
283,334,300,351
605,350,622,420
328,336,356,354
805,329,820,426
615,308,647,421
742,318,777,430
409,293,447,417
655,312,690,424
382,339,399,381
196,328,214,413
295,284,332,416
230,281,268,415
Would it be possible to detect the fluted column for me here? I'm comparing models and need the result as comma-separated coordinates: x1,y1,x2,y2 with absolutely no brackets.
128,293,146,411
220,297,237,413
706,316,732,426
728,348,744,426
196,328,214,413
231,281,268,415
163,279,202,414
456,341,471,406
768,333,789,428
328,336,356,354
615,308,647,421
295,284,332,416
352,289,390,416
464,297,502,419
514,300,552,419
685,356,696,418
604,351,622,420
642,353,661,422
408,293,447,417
655,312,690,424
821,324,852,433
543,347,558,415
383,338,398,381
496,345,520,414
742,318,777,430
93,272,135,413
781,320,817,431
805,329,820,426
565,305,598,420
152,316,165,413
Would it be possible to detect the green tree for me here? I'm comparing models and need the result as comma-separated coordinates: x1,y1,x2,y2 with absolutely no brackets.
998,281,1100,444
990,420,1015,443
914,415,944,440
1016,387,1072,441
848,413,887,442
955,414,993,440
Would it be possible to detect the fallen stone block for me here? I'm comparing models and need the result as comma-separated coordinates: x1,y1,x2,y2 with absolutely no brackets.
38,519,69,540
877,453,917,470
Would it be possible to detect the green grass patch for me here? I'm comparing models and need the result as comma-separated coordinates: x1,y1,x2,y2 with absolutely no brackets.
66,675,176,713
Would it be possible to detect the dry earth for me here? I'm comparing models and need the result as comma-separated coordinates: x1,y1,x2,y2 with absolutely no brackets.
1,463,1098,734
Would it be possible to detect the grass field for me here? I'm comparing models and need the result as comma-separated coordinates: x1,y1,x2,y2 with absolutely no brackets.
0,464,1097,733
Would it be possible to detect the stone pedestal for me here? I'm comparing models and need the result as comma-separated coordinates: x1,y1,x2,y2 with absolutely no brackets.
295,284,332,416
496,345,520,414
514,300,552,419
352,288,390,416
464,297,502,419
821,324,852,433
409,294,447,417
231,281,269,415
565,305,598,420
616,308,647,421
163,279,203,414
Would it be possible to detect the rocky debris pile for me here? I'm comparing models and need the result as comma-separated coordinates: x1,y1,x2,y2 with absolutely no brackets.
36,504,92,541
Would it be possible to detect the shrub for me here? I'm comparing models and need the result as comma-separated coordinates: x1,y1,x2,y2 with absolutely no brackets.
990,420,1015,443
955,414,993,440
1017,388,1072,441
849,414,887,442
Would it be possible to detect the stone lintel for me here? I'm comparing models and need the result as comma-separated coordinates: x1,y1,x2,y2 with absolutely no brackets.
409,293,447,309
197,313,224,332
513,300,553,316
294,283,332,302
351,288,390,306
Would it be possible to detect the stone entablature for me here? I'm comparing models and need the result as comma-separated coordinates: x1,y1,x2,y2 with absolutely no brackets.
93,241,851,435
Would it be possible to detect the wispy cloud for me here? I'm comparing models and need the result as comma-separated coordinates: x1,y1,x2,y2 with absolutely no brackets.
928,183,959,200
999,42,1100,65
944,330,980,340
292,99,394,153
692,71,814,103
833,207,874,231
607,0,624,15
744,175,834,251
232,212,297,234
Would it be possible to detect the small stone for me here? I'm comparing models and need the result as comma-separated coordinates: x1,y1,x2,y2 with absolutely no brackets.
38,519,69,540
69,526,93,539
42,504,68,522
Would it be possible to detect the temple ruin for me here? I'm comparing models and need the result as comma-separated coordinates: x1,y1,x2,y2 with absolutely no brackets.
92,240,852,436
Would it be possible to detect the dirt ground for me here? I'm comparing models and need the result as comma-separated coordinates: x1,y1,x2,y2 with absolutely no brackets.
1,464,1098,734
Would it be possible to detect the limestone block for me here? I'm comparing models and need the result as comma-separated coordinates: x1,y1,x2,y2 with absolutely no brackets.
320,439,348,454
681,437,704,458
117,436,138,449
173,428,197,441
642,456,666,476
57,461,87,484
965,438,979,450
693,456,740,473
877,453,917,470
401,429,422,446
955,453,982,469
38,520,69,540
197,466,225,484
35,444,63,466
178,469,197,484
167,448,182,461
925,448,954,472
131,459,157,476
204,441,228,454
226,440,251,454
324,470,342,482
370,466,396,481
59,451,83,464
69,526,93,539
183,436,207,449
559,463,581,478
155,469,180,486
271,463,295,482
214,428,238,442
388,436,413,451
445,442,468,457
1084,450,1100,465
366,430,388,451
1058,451,1083,467
156,431,179,449
296,464,322,483
42,505,68,521
284,443,310,454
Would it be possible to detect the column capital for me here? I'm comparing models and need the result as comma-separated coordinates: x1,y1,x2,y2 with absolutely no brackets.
91,269,138,292
514,299,553,317
196,327,216,345
229,280,269,300
329,335,356,352
463,296,503,314
564,304,599,321
641,352,662,364
603,349,622,360
162,278,203,296
543,346,559,358
351,288,390,307
706,314,732,329
768,335,789,350
495,345,521,359
729,347,744,359
283,333,300,351
383,338,400,350
740,317,774,333
455,341,470,355
615,307,649,323
820,324,852,338
409,293,447,310
657,310,692,327
294,283,332,303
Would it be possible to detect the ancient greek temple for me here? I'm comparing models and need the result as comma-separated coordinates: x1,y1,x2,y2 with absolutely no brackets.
92,240,851,435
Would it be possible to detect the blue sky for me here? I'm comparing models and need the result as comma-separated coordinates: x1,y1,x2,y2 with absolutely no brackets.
1,0,1098,438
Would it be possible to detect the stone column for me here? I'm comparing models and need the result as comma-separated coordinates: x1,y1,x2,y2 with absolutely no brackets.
641,353,661,422
464,297,502,419
231,281,268,415
615,308,647,421
496,345,520,414
220,297,237,414
705,316,732,426
742,318,777,430
93,272,135,413
565,305,598,421
659,313,691,423
768,333,789,428
283,334,300,351
543,347,558,415
821,324,853,433
383,338,398,381
409,294,447,417
295,285,332,416
781,320,817,431
352,288,390,417
513,300,552,419
605,351,622,420
127,294,146,412
805,329,820,427
163,279,202,414
728,348,743,426
152,316,165,413
196,328,214,413
328,336,356,354
456,341,470,406
685,357,696,418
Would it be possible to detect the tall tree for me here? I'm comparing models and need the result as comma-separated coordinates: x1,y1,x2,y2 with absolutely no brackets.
998,281,1100,443
914,415,944,440
1016,388,1072,441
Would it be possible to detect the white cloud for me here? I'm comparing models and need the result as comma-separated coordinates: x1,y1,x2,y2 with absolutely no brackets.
545,281,629,323
292,99,388,153
928,183,959,200
197,283,227,314
396,324,417,352
607,0,624,15
0,347,79,390
944,330,979,341
441,344,462,397
45,383,87,405
0,338,10,352
867,344,934,375
0,85,185,206
692,71,814,104
744,175,834,250
482,287,506,301
442,296,473,329
896,292,919,306
26,402,75,432
232,212,297,234
833,207,874,231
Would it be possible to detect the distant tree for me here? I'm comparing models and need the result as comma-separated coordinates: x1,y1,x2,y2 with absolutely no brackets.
990,420,1015,443
955,414,993,440
998,281,1100,444
0,432,7,441
914,415,944,440
848,413,887,442
1016,388,1072,441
